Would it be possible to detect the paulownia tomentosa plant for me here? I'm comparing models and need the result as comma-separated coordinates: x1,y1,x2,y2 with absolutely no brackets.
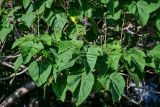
1,0,160,106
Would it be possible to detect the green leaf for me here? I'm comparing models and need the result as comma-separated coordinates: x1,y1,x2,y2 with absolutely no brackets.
14,54,23,73
107,10,122,20
44,11,55,26
128,1,137,14
103,41,122,70
148,44,160,60
20,41,44,64
126,61,144,87
85,45,103,72
56,50,79,72
156,19,160,31
136,0,149,26
68,24,86,39
106,52,122,70
28,61,52,86
45,0,53,8
78,0,82,7
0,24,13,42
72,72,94,106
21,4,34,27
130,48,146,72
128,0,149,26
12,34,34,49
145,57,156,68
50,40,83,81
40,34,52,46
53,75,67,101
67,73,82,93
53,13,68,40
114,10,122,20
108,0,114,16
149,1,160,13
123,49,145,86
84,8,93,18
101,0,110,4
22,0,30,9
98,72,125,103
58,40,83,54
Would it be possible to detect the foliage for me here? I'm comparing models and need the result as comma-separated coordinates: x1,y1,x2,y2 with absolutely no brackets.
0,0,160,106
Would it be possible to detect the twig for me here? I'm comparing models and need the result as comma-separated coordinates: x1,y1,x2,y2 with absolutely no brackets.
1,61,14,69
120,11,125,43
0,40,6,52
0,81,37,107
122,94,141,105
151,90,160,95
0,61,28,81
119,72,128,76
103,14,107,44
1,61,26,69
0,54,20,62
37,15,40,36
0,68,28,81
123,27,148,37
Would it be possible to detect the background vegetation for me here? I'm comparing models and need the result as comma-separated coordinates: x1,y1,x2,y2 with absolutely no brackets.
0,0,160,106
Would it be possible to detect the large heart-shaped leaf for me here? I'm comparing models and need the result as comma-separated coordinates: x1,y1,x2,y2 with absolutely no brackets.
128,0,149,26
67,70,94,106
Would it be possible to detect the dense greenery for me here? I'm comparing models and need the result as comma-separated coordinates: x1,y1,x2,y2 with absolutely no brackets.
0,0,160,106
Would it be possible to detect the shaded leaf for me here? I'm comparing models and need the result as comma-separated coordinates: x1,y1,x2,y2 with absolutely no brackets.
98,72,125,103
53,75,67,101
28,61,52,86
75,72,94,105
156,19,160,31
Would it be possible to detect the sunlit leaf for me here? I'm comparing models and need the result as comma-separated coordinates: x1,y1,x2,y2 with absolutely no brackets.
22,0,30,9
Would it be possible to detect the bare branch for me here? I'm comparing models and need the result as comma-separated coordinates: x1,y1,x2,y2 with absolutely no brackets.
0,54,20,62
0,61,28,81
122,94,141,105
0,81,37,107
0,68,28,81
